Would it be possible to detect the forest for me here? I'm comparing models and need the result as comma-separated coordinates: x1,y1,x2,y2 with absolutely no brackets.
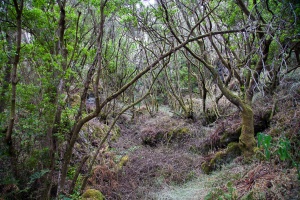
0,0,299,199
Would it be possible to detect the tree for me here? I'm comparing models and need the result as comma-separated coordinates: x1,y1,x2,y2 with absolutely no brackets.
2,0,24,181
0,0,298,198
156,0,299,156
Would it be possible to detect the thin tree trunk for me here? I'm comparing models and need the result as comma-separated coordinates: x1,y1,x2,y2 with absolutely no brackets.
58,0,107,193
165,68,189,117
187,60,194,118
44,0,68,198
69,155,89,194
0,32,13,114
202,79,207,113
5,0,23,179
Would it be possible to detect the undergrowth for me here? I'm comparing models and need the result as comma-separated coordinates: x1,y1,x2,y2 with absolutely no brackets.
154,161,248,200
154,159,299,200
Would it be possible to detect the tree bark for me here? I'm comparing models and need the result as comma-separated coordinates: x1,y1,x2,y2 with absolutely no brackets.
0,32,13,114
239,104,256,157
5,0,23,179
44,0,68,198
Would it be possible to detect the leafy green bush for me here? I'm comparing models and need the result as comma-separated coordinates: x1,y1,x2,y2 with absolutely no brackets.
257,132,272,160
276,137,291,161
257,132,299,180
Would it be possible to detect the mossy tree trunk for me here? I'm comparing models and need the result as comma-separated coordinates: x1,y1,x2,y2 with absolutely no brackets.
239,105,256,157
215,72,256,157
178,45,257,156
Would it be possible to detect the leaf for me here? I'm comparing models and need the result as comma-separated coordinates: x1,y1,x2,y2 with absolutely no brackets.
257,133,272,160
277,137,291,161
28,169,50,185
223,193,232,200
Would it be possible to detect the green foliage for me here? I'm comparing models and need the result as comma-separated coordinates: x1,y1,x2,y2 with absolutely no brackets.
69,190,82,200
69,174,84,200
257,133,299,180
276,137,291,161
275,137,299,180
28,169,49,186
257,132,272,160
25,148,50,169
67,166,76,179
58,194,73,200
227,5,241,26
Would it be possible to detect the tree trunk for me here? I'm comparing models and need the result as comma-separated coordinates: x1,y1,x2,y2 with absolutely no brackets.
239,104,256,157
201,58,257,156
45,1,68,198
5,0,23,179
0,32,13,114
201,79,207,113
165,68,190,118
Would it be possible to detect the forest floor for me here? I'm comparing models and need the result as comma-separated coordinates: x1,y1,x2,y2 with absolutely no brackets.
83,80,300,199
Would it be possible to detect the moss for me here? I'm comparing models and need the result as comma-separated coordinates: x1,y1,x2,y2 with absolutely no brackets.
82,189,105,200
142,126,190,146
211,151,226,166
118,155,129,169
240,107,256,157
201,143,241,174
253,146,266,160
91,124,121,142
70,94,81,107
201,152,226,175
166,127,190,142
110,125,121,142
227,142,241,155
201,162,212,174
220,127,241,146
